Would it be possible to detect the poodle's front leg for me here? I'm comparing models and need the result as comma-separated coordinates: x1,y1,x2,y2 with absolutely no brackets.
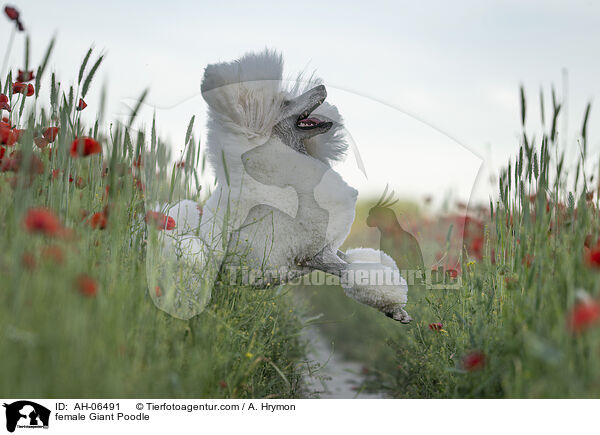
304,248,413,324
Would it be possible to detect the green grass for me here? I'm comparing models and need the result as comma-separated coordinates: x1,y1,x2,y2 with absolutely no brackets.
0,40,306,398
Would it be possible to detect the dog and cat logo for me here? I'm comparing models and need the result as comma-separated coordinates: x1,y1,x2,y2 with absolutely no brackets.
2,401,50,432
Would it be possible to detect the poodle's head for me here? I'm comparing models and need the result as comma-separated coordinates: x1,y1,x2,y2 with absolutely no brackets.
201,49,347,166
272,84,332,155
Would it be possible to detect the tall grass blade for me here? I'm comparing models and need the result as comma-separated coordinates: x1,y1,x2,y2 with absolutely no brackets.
24,35,30,73
78,47,93,85
221,150,230,186
81,55,103,98
127,88,149,128
520,85,526,126
581,102,591,158
185,115,195,146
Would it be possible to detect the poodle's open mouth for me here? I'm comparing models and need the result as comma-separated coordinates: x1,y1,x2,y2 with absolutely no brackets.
296,99,331,130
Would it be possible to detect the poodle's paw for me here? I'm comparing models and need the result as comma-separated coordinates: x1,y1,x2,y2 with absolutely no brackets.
386,307,413,324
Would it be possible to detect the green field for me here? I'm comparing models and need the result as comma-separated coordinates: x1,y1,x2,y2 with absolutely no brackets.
2,22,600,399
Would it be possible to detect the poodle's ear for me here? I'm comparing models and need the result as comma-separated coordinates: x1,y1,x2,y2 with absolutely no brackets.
201,50,284,132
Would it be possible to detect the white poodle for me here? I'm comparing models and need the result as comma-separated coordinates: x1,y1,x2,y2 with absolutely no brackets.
159,50,412,324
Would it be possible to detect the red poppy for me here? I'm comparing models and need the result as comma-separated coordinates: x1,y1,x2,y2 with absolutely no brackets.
0,146,5,161
17,69,34,82
4,5,19,21
89,212,108,229
428,322,443,331
462,351,486,371
0,125,20,146
145,211,176,231
41,245,64,264
12,82,34,97
11,82,25,93
76,275,98,297
76,98,87,111
24,207,63,237
43,126,59,142
218,380,228,389
155,286,162,297
34,137,49,149
446,269,458,279
567,300,600,333
586,248,600,268
176,161,185,169
0,94,10,112
70,137,101,157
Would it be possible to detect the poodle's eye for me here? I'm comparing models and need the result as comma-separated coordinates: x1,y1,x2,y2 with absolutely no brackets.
282,100,291,106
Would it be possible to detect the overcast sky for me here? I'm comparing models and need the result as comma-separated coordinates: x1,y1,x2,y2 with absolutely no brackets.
2,0,599,205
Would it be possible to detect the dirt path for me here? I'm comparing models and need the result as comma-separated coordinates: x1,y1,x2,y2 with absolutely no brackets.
302,326,384,399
